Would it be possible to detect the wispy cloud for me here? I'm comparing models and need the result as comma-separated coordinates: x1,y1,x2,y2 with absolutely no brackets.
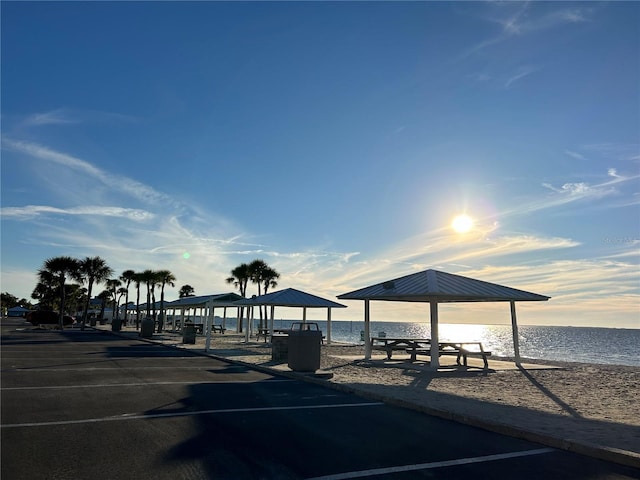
0,205,154,221
459,3,593,60
607,168,622,179
504,65,537,88
1,138,175,208
502,169,639,216
20,108,137,128
23,110,78,127
564,150,587,161
542,182,593,196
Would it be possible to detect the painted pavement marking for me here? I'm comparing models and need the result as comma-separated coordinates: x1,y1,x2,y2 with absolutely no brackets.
1,379,293,391
305,448,556,480
0,402,384,429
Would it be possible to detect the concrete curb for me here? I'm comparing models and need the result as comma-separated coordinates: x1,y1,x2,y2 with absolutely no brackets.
98,327,640,470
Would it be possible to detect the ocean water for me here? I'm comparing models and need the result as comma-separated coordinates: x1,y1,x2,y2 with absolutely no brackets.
205,317,640,367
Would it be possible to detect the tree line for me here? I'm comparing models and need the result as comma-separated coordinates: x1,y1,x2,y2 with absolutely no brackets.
7,256,279,332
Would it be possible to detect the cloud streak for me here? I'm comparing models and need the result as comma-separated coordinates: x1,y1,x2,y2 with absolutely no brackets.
458,3,592,60
504,65,537,88
20,108,137,128
1,138,176,208
1,205,154,221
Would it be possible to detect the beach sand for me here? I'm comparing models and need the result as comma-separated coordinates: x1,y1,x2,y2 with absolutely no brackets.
104,327,640,467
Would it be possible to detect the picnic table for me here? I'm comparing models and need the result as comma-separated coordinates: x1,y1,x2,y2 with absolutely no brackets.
256,328,271,342
370,337,492,369
184,322,204,334
370,337,431,360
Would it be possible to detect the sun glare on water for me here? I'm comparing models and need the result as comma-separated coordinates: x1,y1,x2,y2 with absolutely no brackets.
451,214,473,233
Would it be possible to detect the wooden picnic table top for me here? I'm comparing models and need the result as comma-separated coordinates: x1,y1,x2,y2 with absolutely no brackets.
370,337,487,352
370,337,431,346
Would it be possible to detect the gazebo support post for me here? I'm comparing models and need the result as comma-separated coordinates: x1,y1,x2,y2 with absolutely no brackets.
270,305,275,340
430,300,440,370
510,301,522,366
364,300,371,360
205,301,213,352
326,307,332,345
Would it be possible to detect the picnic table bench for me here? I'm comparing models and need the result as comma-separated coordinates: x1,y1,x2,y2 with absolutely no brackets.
412,342,492,369
178,322,225,335
370,337,492,369
371,337,431,360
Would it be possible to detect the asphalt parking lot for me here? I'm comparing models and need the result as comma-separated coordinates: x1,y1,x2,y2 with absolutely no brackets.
2,317,639,480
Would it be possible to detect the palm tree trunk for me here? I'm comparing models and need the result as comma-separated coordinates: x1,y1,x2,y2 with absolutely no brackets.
136,284,141,329
58,277,66,330
81,279,94,331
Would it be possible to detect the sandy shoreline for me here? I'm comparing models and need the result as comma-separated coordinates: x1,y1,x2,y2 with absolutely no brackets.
93,326,640,467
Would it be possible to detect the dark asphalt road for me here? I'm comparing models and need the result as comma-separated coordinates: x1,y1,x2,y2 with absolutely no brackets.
1,317,638,480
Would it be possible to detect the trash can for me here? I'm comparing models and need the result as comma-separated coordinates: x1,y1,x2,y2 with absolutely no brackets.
111,317,122,332
272,333,289,361
182,324,196,344
140,317,154,338
287,323,322,372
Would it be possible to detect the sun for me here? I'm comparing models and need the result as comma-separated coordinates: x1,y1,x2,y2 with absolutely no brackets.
451,214,474,233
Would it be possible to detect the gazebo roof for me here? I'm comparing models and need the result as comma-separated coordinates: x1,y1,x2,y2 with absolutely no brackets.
338,269,550,303
236,288,347,308
166,293,244,308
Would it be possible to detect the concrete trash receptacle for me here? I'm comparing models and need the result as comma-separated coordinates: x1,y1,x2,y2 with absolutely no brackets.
140,317,154,338
272,334,289,361
182,325,196,344
287,327,322,372
111,317,122,332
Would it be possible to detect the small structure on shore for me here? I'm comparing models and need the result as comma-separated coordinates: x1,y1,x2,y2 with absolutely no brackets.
7,306,30,317
235,288,347,344
338,269,550,368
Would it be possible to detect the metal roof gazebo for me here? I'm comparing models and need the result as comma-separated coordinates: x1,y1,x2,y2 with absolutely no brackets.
235,288,347,344
165,293,245,351
338,269,550,368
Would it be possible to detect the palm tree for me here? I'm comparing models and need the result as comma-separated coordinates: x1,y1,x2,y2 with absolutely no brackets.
149,271,162,320
97,290,111,321
79,256,113,330
248,260,269,328
105,279,122,321
132,272,144,329
31,270,58,310
260,266,280,323
226,263,250,333
116,287,128,321
155,270,176,333
139,270,156,319
39,256,82,329
119,270,136,327
247,260,280,329
179,284,195,298
65,284,87,319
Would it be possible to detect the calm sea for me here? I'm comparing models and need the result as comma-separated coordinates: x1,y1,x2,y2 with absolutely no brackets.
211,318,640,367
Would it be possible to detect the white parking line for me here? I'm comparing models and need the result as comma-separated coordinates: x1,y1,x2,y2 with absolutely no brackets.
0,402,384,428
2,379,292,390
2,366,241,372
305,448,556,480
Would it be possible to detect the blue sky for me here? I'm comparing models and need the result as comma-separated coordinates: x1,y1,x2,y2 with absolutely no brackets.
1,2,638,328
